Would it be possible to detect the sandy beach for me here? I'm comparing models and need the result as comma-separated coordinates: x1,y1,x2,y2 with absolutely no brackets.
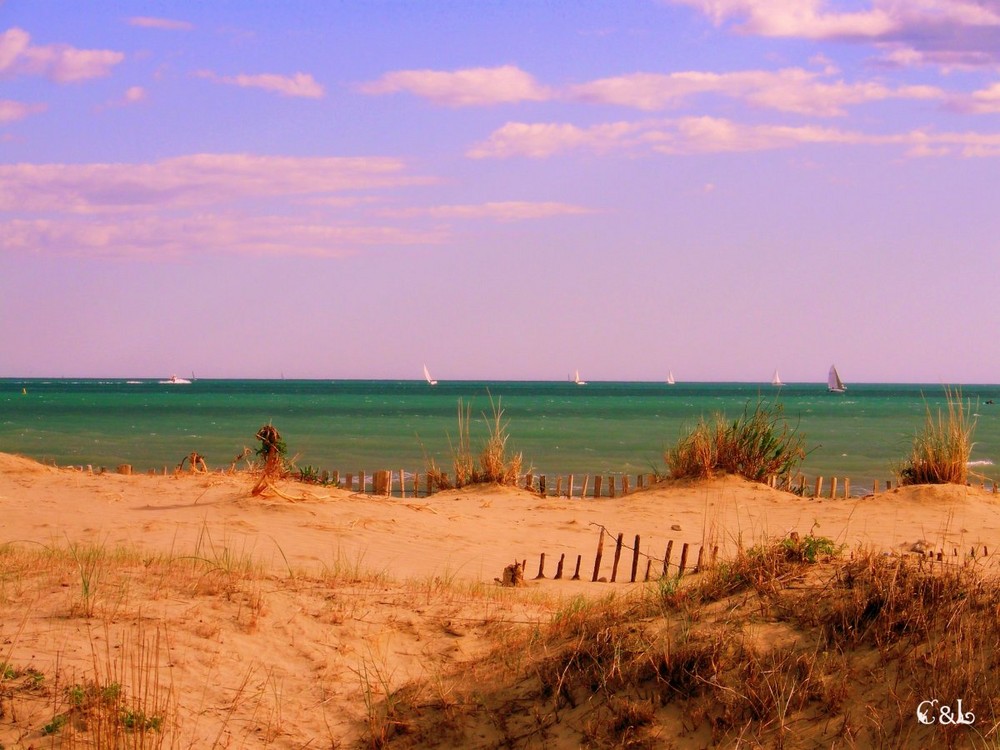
2,452,999,748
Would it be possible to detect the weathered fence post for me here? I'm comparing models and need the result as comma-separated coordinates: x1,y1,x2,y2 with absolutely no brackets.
630,534,641,583
610,533,624,583
829,477,838,499
678,542,690,578
572,554,582,581
593,475,603,498
555,553,565,580
535,553,546,579
608,475,617,499
592,530,605,582
662,540,673,578
567,474,574,498
581,475,590,499
814,476,823,498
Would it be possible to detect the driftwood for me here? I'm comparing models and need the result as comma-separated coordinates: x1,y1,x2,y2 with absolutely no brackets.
495,560,525,587
178,452,208,474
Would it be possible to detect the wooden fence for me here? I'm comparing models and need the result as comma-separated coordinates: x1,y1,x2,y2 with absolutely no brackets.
106,463,1000,498
512,527,997,588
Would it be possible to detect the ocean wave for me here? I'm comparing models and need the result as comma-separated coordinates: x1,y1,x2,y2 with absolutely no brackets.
968,459,995,466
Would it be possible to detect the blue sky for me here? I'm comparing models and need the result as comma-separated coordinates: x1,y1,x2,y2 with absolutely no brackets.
2,0,1000,382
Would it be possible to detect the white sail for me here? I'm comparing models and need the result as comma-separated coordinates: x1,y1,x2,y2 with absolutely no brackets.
667,371,676,385
771,369,784,387
828,364,846,393
423,364,438,386
574,369,587,386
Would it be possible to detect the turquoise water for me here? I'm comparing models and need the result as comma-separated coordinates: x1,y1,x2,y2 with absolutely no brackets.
2,379,999,491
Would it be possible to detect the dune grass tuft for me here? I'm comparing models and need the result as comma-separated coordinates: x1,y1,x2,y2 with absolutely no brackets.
664,399,806,483
899,387,977,486
427,393,524,489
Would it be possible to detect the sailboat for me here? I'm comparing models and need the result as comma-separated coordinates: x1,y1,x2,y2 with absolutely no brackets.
573,369,587,386
423,364,438,386
771,369,784,387
827,364,846,393
666,371,676,386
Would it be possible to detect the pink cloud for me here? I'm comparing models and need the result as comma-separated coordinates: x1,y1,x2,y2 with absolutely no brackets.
669,0,1000,69
0,154,433,213
0,99,47,122
127,16,195,31
467,121,646,158
0,154,448,259
360,65,551,106
386,201,594,221
0,215,448,259
0,27,123,83
198,70,324,98
571,67,943,116
468,116,1000,158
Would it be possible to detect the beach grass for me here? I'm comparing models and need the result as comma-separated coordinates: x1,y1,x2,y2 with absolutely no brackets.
427,394,523,489
664,399,806,483
370,540,1000,749
899,387,977,486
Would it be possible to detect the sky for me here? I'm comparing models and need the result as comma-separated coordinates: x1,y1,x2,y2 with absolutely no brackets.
2,0,1000,383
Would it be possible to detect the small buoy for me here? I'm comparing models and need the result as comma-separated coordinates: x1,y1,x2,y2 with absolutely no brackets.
21,388,26,395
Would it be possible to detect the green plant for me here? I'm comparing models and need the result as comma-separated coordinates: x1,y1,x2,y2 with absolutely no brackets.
120,707,163,732
783,531,843,563
43,713,67,735
665,399,806,483
297,464,320,483
899,387,977,486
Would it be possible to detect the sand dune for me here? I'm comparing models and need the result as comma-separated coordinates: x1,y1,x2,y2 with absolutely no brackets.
1,453,998,747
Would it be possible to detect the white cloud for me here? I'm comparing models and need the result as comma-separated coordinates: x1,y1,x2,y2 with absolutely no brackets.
198,70,325,98
0,27,123,83
360,64,551,106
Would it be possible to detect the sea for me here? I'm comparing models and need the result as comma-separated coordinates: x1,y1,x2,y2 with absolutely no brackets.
2,379,998,494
